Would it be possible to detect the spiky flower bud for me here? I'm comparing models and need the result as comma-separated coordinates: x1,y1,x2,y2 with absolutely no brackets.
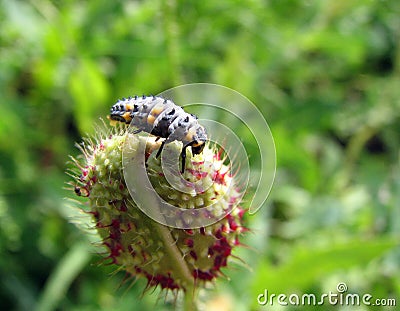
70,125,247,293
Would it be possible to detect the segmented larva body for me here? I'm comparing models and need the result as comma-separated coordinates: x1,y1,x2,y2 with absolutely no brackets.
108,95,207,173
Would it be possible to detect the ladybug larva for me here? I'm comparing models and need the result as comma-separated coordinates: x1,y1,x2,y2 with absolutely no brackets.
108,95,207,173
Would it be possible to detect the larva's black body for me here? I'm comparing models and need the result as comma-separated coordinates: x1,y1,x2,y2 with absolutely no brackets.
109,95,207,173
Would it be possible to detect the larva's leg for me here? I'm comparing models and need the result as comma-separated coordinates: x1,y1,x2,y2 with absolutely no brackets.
180,145,188,174
156,140,166,158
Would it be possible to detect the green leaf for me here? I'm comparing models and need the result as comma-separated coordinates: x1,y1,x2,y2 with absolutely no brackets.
69,58,110,134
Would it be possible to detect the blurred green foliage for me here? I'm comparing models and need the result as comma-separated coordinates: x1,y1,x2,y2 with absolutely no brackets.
0,0,399,310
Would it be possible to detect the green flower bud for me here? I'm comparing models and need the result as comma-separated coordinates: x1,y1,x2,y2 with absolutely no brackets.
70,125,247,292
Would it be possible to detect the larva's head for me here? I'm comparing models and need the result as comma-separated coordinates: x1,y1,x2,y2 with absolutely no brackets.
191,125,207,155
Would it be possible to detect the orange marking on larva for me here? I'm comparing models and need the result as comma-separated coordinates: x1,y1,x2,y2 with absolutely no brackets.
125,104,132,111
184,127,197,142
147,114,156,125
184,132,194,142
123,111,132,122
150,105,164,117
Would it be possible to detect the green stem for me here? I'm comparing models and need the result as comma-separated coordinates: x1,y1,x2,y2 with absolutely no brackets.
182,285,198,311
155,222,195,288
153,208,198,311
35,241,92,311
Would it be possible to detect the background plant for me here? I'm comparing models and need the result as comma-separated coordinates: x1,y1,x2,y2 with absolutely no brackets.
0,0,399,310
